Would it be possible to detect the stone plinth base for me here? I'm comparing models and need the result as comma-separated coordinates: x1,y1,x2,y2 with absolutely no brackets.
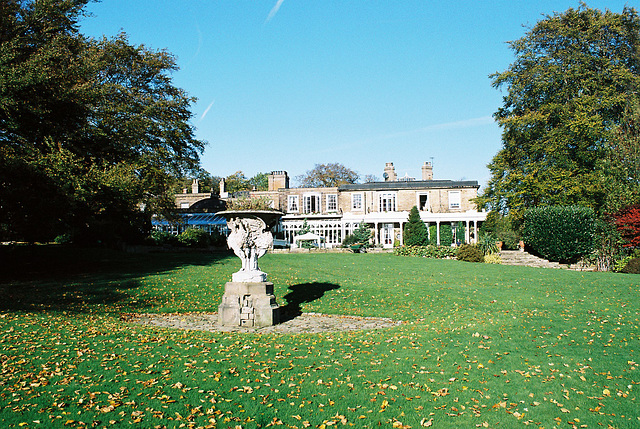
218,282,280,327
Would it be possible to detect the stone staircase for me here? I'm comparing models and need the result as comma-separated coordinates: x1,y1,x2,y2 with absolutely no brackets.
498,250,568,269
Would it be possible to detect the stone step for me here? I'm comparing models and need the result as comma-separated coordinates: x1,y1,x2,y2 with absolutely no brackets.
498,250,567,269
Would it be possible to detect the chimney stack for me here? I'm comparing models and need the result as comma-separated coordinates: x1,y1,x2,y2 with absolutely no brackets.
268,171,290,191
421,162,433,180
383,162,397,182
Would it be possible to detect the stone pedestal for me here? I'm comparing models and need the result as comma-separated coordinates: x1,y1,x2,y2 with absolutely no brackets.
218,282,280,327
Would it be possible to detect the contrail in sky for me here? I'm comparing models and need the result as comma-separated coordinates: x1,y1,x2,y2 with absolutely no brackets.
265,0,285,24
199,99,215,121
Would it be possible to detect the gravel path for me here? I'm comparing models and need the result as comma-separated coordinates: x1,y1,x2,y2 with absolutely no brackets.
122,312,403,334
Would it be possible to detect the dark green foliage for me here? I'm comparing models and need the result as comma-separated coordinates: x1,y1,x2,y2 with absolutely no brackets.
0,1,204,243
403,206,429,246
523,205,596,262
455,222,466,245
352,221,373,247
456,244,484,263
480,211,522,250
429,225,437,246
209,229,227,247
394,245,457,259
477,5,640,216
439,224,453,247
149,230,178,246
620,258,640,274
477,233,499,256
177,228,210,248
342,234,358,247
343,222,372,252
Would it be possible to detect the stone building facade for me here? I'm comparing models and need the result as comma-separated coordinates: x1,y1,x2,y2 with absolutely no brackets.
239,162,487,248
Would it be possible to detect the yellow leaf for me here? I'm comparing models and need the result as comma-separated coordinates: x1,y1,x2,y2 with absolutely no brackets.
603,389,611,396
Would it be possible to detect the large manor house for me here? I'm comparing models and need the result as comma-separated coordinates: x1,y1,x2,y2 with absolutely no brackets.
168,162,487,249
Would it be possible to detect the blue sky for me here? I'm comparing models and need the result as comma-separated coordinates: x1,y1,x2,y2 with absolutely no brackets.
79,1,631,188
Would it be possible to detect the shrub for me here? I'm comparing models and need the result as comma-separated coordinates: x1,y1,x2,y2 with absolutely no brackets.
54,233,72,244
481,211,522,250
456,244,484,262
149,230,178,246
523,205,596,262
620,258,640,274
477,233,499,255
483,253,502,264
403,206,429,246
394,245,456,259
209,229,227,247
352,221,373,246
439,224,453,247
178,228,210,248
455,222,466,245
342,234,358,247
342,222,372,249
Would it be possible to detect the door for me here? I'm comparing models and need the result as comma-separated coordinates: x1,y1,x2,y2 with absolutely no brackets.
381,223,394,248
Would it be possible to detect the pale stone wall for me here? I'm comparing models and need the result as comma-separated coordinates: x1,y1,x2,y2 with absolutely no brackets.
174,192,214,209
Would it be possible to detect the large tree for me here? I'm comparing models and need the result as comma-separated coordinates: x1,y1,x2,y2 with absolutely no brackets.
477,4,640,216
0,0,205,243
296,163,359,188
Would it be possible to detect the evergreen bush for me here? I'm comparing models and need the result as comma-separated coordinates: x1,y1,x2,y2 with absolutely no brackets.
439,224,454,247
523,205,596,262
455,222,466,245
343,221,372,250
456,244,484,262
403,206,429,246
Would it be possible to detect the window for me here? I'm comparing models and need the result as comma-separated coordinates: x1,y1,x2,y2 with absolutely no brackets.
379,192,397,212
303,193,321,214
351,193,363,210
448,191,461,210
326,194,338,212
418,193,429,211
288,195,299,213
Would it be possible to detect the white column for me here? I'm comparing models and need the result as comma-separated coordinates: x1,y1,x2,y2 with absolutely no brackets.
436,220,441,246
466,220,470,244
374,222,379,245
473,220,478,244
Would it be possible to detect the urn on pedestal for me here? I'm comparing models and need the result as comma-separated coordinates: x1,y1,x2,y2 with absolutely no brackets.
216,210,283,327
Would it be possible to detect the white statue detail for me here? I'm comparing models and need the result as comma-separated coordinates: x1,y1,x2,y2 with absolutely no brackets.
226,215,273,282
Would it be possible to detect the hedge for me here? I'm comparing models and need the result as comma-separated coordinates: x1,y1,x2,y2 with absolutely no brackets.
523,205,595,262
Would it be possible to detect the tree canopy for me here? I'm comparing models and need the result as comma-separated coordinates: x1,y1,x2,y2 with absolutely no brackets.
0,0,205,243
477,4,640,216
296,163,359,188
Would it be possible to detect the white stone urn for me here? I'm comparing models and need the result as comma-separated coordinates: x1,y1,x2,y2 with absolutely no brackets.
216,210,283,327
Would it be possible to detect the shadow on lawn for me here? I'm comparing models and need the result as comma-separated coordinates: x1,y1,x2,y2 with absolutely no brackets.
0,245,232,312
279,282,340,322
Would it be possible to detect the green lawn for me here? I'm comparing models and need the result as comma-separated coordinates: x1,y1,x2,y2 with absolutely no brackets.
0,248,638,428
